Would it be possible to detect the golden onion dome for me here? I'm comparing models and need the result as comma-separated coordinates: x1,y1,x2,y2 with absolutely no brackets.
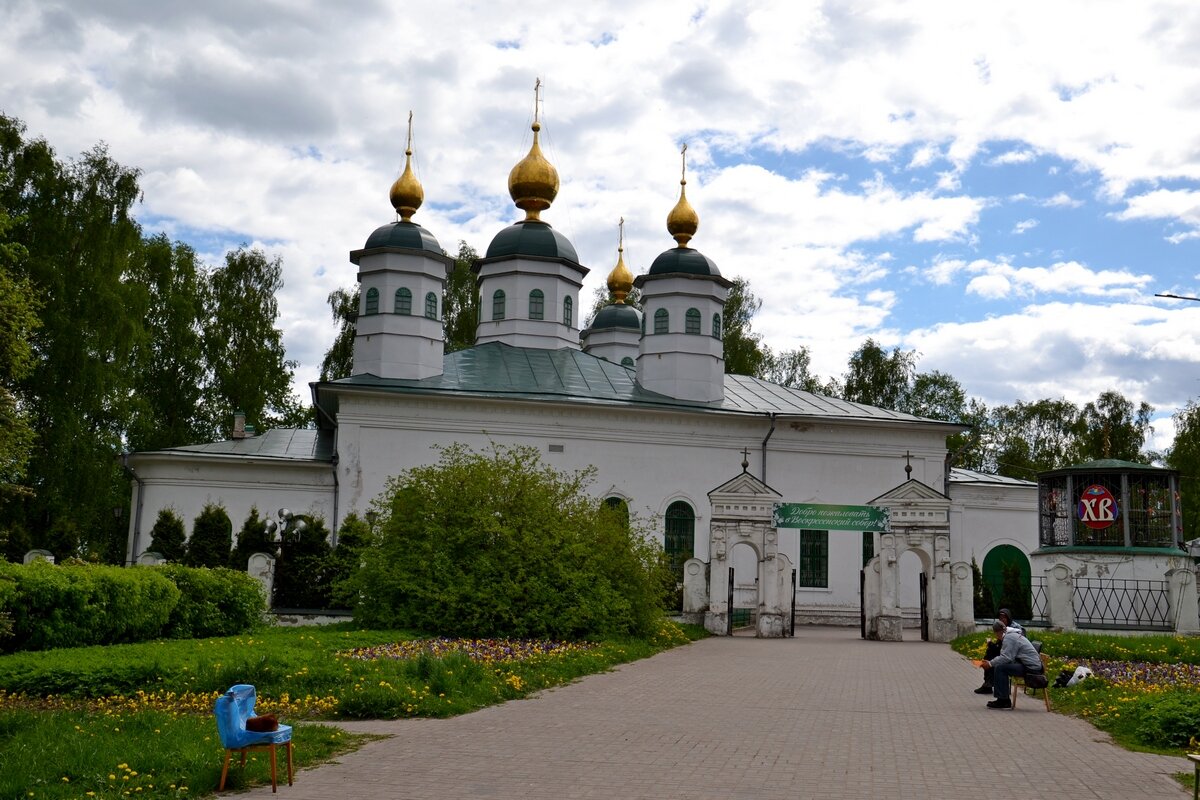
389,112,424,222
666,143,698,247
508,119,559,221
607,217,634,303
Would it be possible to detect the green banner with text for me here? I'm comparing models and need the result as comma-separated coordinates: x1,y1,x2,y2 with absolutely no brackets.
772,502,891,532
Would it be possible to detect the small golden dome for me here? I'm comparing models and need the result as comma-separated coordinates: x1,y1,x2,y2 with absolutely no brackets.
607,217,634,303
666,143,698,247
389,112,423,222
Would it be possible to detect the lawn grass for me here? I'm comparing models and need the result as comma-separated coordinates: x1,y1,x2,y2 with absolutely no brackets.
0,618,705,797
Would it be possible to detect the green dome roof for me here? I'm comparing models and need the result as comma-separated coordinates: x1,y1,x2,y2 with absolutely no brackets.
363,221,443,254
590,303,642,331
486,219,579,264
647,246,721,277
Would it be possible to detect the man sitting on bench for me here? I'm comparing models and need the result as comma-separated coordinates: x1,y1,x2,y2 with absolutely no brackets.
978,620,1043,709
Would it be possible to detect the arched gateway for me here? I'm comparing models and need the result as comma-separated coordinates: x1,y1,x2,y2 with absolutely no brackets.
863,478,974,642
685,469,793,637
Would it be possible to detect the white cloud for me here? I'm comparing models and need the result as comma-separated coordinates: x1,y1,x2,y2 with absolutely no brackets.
2,0,1200,451
1042,192,1083,208
1012,218,1038,234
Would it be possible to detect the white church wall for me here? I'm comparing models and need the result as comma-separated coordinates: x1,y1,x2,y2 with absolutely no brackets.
333,388,957,617
125,455,334,564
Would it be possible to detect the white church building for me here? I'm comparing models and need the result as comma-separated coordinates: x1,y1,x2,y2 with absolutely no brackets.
123,109,1056,640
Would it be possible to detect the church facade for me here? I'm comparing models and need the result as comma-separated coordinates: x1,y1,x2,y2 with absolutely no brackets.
123,108,1042,632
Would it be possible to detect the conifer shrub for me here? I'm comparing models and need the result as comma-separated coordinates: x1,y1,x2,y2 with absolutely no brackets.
147,508,187,562
228,506,276,570
154,563,267,639
345,443,670,639
272,515,333,609
184,503,232,568
327,513,370,609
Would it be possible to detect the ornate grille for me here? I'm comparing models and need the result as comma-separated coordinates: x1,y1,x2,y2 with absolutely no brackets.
1127,475,1177,547
1073,577,1171,630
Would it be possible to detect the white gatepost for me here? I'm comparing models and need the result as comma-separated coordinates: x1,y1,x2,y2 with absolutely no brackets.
1168,567,1200,634
703,469,784,637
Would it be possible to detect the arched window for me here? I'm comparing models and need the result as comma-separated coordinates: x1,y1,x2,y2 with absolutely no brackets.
492,290,506,321
620,356,635,368
654,308,669,334
395,288,412,315
603,497,630,528
562,295,573,327
712,313,722,339
664,501,695,578
529,289,544,320
364,287,379,315
424,292,438,319
685,308,701,334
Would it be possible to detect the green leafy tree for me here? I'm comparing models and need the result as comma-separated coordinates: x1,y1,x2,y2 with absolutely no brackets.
126,234,208,452
985,398,1081,478
201,246,305,437
319,286,358,381
841,338,918,410
761,346,824,392
1073,390,1153,463
0,202,39,498
348,443,668,639
444,241,479,353
184,503,232,568
147,508,187,562
722,277,771,377
228,506,276,570
0,115,144,560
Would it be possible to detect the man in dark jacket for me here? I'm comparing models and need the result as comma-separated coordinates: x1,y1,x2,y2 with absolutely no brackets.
979,619,1043,709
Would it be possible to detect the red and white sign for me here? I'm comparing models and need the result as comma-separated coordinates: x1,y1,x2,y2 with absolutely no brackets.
1078,484,1119,529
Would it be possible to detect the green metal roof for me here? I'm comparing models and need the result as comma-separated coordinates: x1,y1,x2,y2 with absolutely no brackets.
645,246,722,277
588,303,642,332
1042,458,1170,476
316,342,959,427
356,221,443,256
484,220,580,264
132,428,334,462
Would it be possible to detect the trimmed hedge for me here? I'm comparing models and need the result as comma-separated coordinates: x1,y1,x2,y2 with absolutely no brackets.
0,560,266,653
153,563,265,639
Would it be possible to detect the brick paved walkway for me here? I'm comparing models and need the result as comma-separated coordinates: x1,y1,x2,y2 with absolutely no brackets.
241,626,1189,799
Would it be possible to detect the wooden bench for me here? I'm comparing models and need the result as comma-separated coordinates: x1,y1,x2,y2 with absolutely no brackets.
1188,753,1200,800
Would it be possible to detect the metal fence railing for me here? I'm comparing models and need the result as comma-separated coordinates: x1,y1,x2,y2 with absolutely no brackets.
1029,576,1049,625
1073,577,1171,631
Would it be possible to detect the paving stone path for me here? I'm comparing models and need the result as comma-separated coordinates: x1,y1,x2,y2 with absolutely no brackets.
241,626,1189,799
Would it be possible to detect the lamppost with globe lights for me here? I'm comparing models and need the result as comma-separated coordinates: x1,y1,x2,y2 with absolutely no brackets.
265,508,307,545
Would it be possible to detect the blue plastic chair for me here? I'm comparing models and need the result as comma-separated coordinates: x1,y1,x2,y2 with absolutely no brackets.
214,684,294,792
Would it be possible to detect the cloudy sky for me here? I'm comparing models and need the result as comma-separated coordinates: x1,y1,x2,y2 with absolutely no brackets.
4,0,1200,451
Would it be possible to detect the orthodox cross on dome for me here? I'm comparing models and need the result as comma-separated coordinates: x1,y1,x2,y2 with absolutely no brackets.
741,447,751,473
534,77,542,125
389,109,423,222
903,451,913,479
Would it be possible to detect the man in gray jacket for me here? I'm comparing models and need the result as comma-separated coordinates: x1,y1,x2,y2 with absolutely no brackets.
979,620,1043,709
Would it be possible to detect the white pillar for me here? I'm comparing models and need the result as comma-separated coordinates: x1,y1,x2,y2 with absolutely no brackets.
1168,567,1200,635
1047,563,1075,631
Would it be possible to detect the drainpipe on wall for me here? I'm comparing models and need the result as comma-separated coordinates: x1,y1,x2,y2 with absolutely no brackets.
330,452,340,547
761,413,777,484
121,453,145,566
